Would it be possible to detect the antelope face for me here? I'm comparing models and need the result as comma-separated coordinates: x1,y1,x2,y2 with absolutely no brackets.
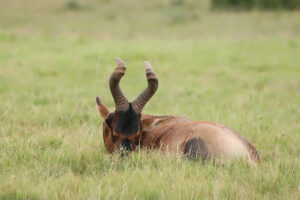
96,58,159,153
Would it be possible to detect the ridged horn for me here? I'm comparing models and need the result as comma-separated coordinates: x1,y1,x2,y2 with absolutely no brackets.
132,61,159,113
109,57,129,111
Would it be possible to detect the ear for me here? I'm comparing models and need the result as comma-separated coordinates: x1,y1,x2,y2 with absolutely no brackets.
96,97,110,119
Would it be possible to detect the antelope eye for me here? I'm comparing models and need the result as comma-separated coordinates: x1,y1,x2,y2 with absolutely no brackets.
105,113,114,128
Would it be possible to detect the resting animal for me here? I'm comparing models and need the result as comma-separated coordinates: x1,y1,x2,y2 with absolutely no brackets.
96,58,259,164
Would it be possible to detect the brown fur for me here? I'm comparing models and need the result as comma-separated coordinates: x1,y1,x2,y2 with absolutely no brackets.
98,104,259,164
140,115,259,164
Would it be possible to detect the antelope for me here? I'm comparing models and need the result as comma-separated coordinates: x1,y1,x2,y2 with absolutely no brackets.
96,58,259,164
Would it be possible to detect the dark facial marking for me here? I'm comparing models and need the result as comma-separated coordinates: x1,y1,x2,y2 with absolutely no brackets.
115,103,141,136
105,113,114,128
184,137,209,162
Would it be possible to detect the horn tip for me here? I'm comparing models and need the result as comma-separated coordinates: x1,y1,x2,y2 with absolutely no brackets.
144,61,157,77
144,61,152,69
96,96,102,106
115,57,126,68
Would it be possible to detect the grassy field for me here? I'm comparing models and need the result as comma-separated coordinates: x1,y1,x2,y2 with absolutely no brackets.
0,0,300,199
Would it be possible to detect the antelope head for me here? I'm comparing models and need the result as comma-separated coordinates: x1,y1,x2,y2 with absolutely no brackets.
96,57,158,153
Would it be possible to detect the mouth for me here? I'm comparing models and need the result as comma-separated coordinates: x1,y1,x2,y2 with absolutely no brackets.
120,138,133,153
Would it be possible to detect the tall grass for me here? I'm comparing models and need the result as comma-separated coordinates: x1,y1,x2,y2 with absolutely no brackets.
0,0,300,199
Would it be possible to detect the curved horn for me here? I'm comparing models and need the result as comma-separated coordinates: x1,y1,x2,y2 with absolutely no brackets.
109,57,129,111
132,61,159,113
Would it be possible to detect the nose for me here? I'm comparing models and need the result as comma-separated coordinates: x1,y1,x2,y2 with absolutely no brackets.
120,139,132,151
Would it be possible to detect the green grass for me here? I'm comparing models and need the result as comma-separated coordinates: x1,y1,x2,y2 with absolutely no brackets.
0,0,300,199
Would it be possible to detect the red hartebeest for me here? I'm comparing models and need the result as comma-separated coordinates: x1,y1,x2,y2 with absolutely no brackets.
96,58,259,164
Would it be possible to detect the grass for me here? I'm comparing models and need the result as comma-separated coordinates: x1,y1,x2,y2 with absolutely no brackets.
0,0,300,199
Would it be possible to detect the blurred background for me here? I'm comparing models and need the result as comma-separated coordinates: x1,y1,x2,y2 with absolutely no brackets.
1,0,299,117
1,0,299,39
